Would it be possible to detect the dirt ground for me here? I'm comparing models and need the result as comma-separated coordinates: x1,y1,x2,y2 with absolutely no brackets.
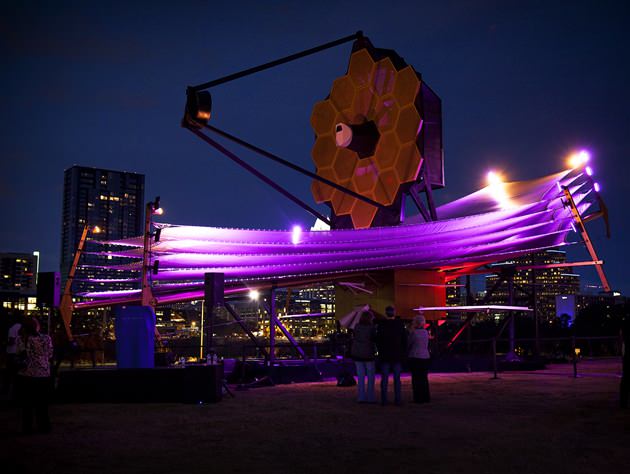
1,359,628,474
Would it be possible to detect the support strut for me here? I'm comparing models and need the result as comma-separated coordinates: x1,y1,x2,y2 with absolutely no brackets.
204,124,384,210
186,125,332,226
562,186,611,292
190,32,363,92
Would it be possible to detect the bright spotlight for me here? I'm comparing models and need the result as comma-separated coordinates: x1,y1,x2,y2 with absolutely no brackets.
568,150,590,169
153,207,164,216
585,166,593,176
486,171,502,186
248,289,260,301
291,225,302,245
92,226,102,234
594,182,601,192
486,170,513,209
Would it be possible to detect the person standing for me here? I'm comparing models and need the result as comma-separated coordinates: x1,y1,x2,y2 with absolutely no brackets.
376,306,407,406
16,317,53,434
408,314,431,403
5,317,22,398
350,312,377,403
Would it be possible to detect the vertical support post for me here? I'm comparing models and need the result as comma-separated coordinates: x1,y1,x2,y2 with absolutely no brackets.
269,287,276,366
199,299,205,360
572,333,578,378
505,273,519,362
533,270,539,355
399,192,406,223
207,302,214,357
492,337,498,379
465,275,472,353
141,202,155,307
204,273,224,359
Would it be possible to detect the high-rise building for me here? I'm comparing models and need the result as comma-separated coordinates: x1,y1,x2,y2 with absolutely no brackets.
0,251,39,312
60,166,144,294
484,249,580,322
446,277,465,306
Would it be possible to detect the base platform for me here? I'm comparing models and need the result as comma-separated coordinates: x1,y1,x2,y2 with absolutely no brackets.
56,364,223,403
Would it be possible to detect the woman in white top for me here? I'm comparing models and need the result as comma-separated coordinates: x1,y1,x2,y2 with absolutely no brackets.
407,314,431,403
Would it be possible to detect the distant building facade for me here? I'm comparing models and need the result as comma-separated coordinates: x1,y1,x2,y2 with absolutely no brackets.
485,249,580,322
446,277,465,306
60,166,144,294
0,251,39,312
273,285,336,338
556,292,627,326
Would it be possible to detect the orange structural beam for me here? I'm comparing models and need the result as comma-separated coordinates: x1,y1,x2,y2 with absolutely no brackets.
562,186,611,292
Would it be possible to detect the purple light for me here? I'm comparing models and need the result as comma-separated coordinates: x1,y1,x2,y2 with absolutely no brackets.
81,168,595,306
594,182,601,192
585,166,593,176
291,225,302,245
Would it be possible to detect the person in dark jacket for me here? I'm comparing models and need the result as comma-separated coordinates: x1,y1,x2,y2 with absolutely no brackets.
376,306,407,405
351,312,377,403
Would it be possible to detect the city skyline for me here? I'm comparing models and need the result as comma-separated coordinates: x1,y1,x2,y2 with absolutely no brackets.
1,2,628,294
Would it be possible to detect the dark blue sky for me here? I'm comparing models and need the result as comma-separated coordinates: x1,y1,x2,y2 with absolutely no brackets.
1,1,629,294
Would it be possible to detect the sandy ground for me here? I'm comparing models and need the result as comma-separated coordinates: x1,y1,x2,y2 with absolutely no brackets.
1,360,628,474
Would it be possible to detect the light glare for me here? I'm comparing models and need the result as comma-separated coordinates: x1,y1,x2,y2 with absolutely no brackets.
153,207,164,216
248,289,260,301
585,166,593,176
568,150,590,169
291,225,302,244
594,182,601,192
486,171,502,186
486,171,513,210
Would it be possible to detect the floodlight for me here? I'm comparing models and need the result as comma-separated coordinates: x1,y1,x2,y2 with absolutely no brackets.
185,89,212,127
568,150,590,168
486,171,502,186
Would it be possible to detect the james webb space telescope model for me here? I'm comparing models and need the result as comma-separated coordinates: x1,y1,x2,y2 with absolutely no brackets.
64,32,610,346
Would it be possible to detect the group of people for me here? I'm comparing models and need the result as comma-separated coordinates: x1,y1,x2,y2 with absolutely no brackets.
6,316,54,434
350,306,430,405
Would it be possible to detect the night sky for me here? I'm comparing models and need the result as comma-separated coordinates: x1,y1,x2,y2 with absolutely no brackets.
2,1,629,294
